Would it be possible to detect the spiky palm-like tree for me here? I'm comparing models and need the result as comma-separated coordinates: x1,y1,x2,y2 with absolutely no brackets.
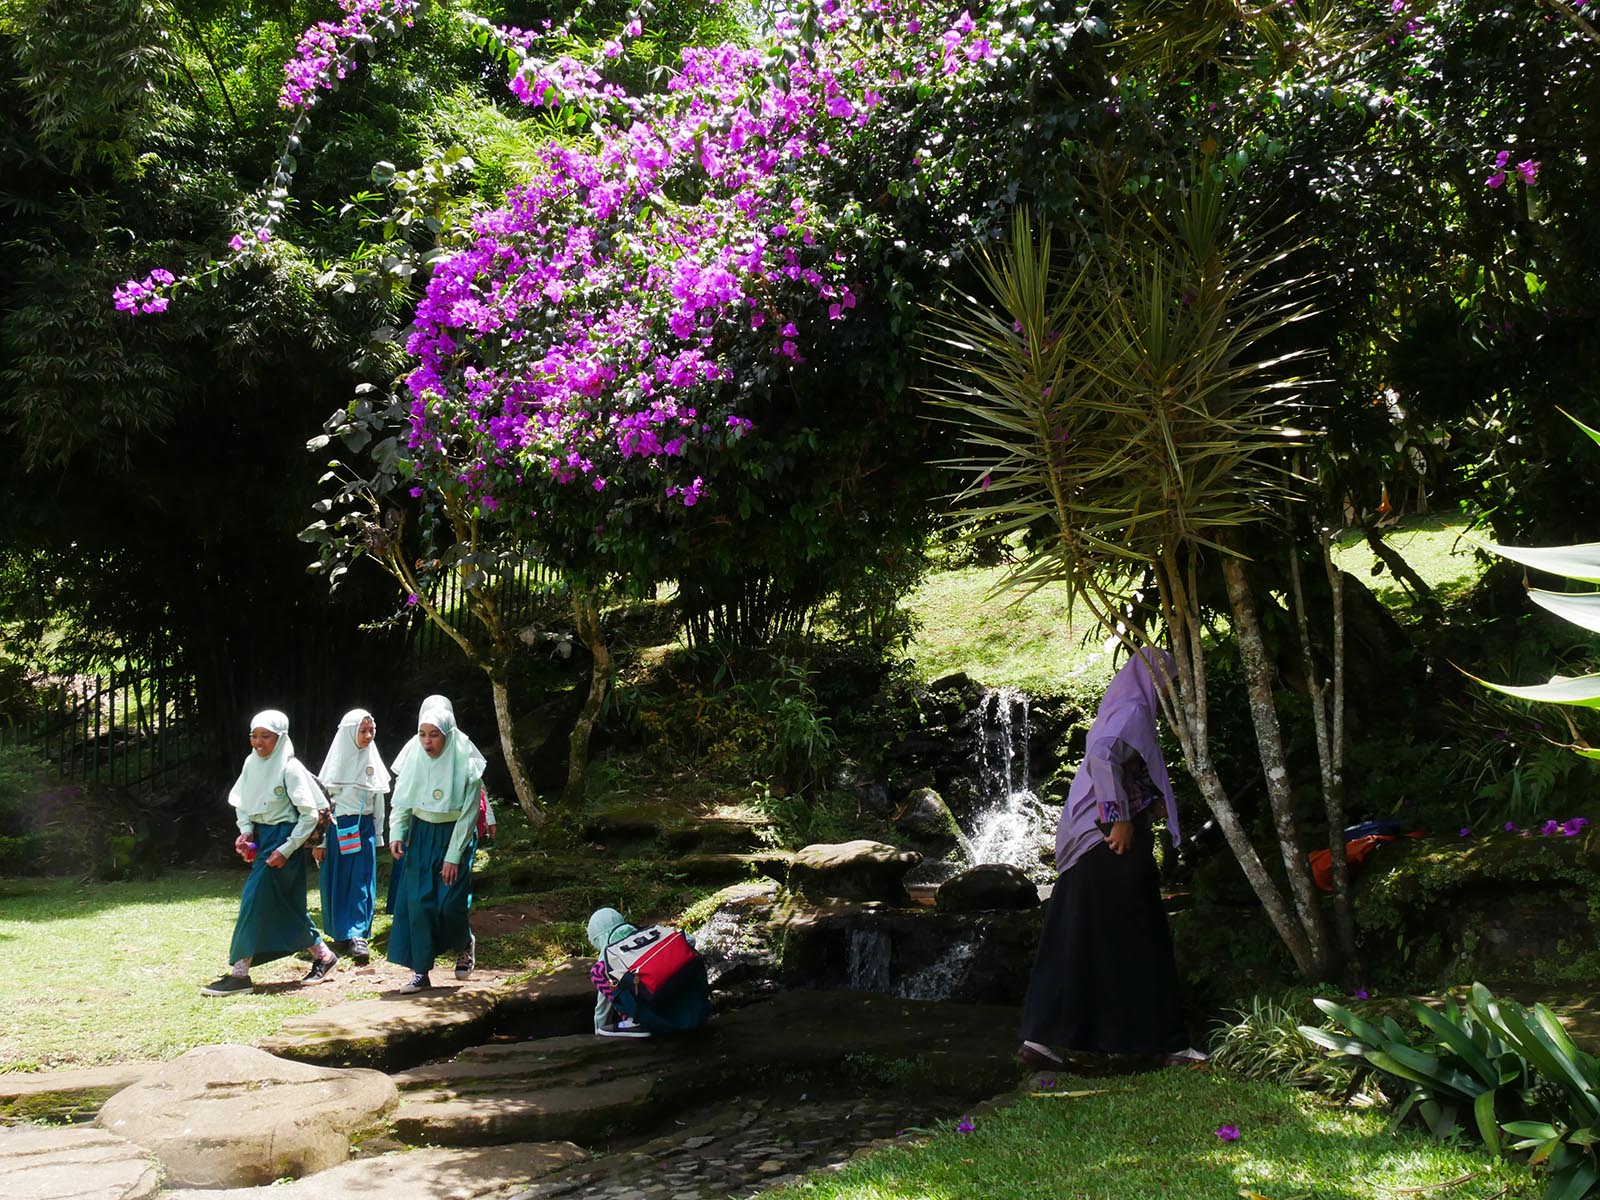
923,174,1346,977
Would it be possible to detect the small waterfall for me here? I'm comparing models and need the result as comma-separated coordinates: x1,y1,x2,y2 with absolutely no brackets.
894,937,978,1001
963,687,1053,875
847,927,891,992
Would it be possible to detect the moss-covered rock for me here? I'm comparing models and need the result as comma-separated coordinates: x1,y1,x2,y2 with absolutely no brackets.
1354,830,1600,986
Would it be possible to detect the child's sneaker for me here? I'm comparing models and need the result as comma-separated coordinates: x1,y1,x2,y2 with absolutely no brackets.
302,955,336,985
597,1019,651,1039
200,974,253,997
397,972,430,994
350,938,370,965
455,932,475,980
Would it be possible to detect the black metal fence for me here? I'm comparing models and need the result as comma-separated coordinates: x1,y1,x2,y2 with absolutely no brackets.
0,660,198,790
409,561,569,659
0,563,565,795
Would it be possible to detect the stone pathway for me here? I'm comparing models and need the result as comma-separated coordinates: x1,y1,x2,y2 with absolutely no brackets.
507,1088,949,1200
1,980,1025,1200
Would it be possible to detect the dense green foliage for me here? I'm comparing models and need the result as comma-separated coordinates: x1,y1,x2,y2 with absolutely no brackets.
1305,983,1600,1199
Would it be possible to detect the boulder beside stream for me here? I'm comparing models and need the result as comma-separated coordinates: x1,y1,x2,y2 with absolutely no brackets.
787,839,921,904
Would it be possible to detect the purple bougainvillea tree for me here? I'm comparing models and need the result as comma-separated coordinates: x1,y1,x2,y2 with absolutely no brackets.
116,0,1087,817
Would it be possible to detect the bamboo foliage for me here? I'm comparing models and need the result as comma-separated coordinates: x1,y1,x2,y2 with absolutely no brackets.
923,173,1345,978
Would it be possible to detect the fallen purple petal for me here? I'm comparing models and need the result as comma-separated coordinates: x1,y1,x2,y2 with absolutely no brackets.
1215,1123,1240,1142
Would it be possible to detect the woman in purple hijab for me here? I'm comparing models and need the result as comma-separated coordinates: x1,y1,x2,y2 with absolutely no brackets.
1018,647,1198,1067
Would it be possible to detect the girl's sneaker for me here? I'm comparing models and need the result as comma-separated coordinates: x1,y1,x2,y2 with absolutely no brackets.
397,972,431,994
350,938,371,965
455,932,475,980
201,974,253,997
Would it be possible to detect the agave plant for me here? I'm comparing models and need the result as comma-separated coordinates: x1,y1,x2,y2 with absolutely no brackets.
1472,412,1600,759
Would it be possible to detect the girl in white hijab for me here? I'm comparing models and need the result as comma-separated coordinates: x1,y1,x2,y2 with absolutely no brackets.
314,708,390,965
386,703,484,993
200,710,338,996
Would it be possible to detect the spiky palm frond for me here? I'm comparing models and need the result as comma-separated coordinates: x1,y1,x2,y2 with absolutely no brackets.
923,173,1318,613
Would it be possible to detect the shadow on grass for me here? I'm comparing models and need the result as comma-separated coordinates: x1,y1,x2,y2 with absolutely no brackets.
0,870,243,924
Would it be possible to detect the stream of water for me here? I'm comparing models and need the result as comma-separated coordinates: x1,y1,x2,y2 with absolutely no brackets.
961,687,1054,877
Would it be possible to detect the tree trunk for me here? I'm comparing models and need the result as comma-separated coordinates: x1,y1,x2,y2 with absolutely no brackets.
1187,747,1317,976
565,588,610,805
1222,552,1333,979
489,669,545,826
1158,569,1318,979
1288,540,1359,973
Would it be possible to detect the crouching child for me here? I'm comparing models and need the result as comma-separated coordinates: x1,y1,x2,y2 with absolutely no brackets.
586,907,711,1038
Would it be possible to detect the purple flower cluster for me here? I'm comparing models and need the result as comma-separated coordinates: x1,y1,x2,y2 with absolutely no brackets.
401,0,1007,511
112,268,175,314
1541,816,1591,837
1486,149,1538,189
280,0,418,109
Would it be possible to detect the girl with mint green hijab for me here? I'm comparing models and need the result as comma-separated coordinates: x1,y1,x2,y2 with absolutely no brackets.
314,708,389,964
201,710,337,997
386,703,481,993
585,906,711,1036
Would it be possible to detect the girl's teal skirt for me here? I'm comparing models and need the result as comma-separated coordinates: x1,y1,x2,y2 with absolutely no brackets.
386,818,474,972
229,820,320,964
319,813,377,943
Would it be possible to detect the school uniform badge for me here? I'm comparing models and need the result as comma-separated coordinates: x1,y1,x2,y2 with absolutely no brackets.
433,788,444,800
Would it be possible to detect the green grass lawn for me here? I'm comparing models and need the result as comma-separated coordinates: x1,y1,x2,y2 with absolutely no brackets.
0,872,339,1071
905,564,1112,694
1330,513,1483,608
767,1068,1533,1200
904,516,1481,692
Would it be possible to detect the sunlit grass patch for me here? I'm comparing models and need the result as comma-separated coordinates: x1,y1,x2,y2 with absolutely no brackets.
765,1068,1533,1200
905,564,1112,693
0,872,330,1071
1331,514,1483,610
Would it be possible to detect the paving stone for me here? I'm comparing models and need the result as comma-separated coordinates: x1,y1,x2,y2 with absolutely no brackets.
3,1124,161,1200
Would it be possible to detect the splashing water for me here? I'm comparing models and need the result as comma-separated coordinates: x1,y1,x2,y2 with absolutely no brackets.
963,687,1054,874
847,926,891,992
894,937,978,1001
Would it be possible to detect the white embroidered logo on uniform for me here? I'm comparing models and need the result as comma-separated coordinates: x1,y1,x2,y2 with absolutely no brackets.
365,765,374,776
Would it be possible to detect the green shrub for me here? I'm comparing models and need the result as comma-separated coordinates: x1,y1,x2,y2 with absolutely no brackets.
1302,983,1600,1200
1208,991,1364,1099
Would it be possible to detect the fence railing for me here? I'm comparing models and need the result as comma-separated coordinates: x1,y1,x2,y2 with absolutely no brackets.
0,661,197,790
410,560,568,659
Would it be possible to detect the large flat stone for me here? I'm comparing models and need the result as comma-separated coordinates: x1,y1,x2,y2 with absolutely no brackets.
3,1124,161,1200
96,1044,397,1189
189,1140,585,1199
389,990,1021,1148
0,1063,150,1122
261,965,594,1071
261,986,497,1071
487,964,598,1041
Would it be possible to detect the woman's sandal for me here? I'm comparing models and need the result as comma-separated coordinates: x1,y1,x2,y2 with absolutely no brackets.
1017,1042,1068,1069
